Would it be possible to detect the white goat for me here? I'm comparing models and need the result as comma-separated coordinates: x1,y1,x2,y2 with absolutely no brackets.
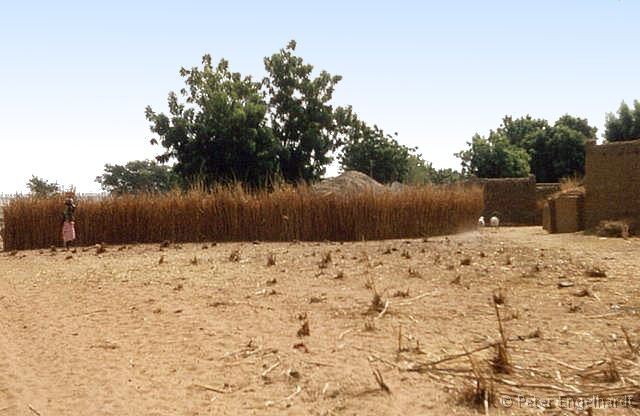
490,216,500,227
478,216,485,227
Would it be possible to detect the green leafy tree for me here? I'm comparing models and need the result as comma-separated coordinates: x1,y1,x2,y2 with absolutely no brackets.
604,100,640,142
404,156,465,185
429,168,465,185
263,40,345,182
499,115,594,182
339,115,414,184
495,116,549,179
405,155,433,185
499,115,550,149
460,115,595,182
520,114,595,182
146,55,281,188
456,132,531,178
95,160,179,195
544,126,587,181
26,176,61,197
555,114,597,139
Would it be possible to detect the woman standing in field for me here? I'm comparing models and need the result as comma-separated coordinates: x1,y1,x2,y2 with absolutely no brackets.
62,197,76,250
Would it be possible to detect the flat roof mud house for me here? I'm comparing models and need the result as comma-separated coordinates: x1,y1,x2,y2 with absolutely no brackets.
584,140,640,233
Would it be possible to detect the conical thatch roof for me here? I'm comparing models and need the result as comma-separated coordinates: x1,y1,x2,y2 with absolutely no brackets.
313,171,384,196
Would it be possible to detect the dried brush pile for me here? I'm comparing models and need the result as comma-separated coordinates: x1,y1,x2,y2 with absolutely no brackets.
385,299,640,413
1,183,483,250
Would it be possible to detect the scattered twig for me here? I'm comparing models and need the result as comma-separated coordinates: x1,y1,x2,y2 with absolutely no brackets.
464,347,494,413
302,359,334,368
492,301,512,374
375,300,390,320
28,405,41,416
284,385,302,401
415,342,499,368
221,342,277,360
321,382,330,398
394,290,439,306
90,342,118,350
368,354,407,372
603,342,621,382
622,326,639,356
338,328,355,340
261,361,281,379
63,309,107,319
539,356,586,372
191,383,228,394
493,378,579,394
371,367,391,394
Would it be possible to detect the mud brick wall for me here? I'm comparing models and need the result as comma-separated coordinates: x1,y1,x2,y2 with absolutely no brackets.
535,183,560,223
554,193,585,233
585,140,640,230
474,176,538,225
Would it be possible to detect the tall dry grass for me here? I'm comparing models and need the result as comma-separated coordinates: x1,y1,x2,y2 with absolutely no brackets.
559,175,584,193
1,184,483,251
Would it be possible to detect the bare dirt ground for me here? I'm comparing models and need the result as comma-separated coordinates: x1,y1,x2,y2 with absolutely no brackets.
1,227,640,415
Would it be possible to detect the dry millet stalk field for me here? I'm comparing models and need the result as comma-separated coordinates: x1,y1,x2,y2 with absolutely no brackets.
2,227,640,415
0,185,483,251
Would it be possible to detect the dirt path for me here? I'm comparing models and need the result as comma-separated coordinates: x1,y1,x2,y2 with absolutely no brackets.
1,227,640,415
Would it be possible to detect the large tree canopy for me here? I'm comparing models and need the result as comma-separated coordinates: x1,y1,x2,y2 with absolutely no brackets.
555,114,598,139
604,100,640,142
499,115,550,149
456,132,531,178
338,113,414,184
457,114,596,182
146,41,356,187
263,40,345,182
95,160,179,195
544,125,587,181
146,56,281,188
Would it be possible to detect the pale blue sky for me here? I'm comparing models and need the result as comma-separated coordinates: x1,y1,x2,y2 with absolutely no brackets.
1,0,638,193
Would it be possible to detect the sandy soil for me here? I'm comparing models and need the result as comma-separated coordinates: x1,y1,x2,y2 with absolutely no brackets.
1,227,640,415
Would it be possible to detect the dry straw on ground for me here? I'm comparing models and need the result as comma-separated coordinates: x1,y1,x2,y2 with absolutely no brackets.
1,183,482,250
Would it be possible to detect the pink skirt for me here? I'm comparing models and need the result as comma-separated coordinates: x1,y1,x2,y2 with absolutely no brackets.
62,221,76,242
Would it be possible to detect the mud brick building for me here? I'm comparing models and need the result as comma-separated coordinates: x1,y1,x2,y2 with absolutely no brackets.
584,140,640,230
